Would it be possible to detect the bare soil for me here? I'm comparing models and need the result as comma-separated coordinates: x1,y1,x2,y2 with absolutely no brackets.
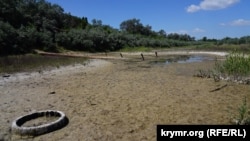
0,51,249,141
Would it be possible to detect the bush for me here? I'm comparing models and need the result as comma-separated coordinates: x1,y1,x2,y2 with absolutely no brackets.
194,51,250,84
18,26,39,53
214,51,250,81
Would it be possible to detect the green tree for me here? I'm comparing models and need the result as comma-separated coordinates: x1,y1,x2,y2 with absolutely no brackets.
91,19,102,27
0,21,19,55
0,0,23,28
120,18,144,34
158,29,166,38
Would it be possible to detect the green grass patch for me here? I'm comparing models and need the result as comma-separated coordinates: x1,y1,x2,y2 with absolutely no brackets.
0,54,87,74
119,46,153,52
193,44,250,53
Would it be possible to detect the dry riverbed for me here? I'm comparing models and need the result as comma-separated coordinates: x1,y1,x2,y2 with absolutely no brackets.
0,52,250,141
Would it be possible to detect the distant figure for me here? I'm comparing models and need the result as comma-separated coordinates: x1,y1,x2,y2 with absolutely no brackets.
155,51,158,57
141,53,144,61
120,53,123,58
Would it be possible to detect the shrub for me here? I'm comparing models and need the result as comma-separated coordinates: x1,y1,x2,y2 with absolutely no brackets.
214,51,250,81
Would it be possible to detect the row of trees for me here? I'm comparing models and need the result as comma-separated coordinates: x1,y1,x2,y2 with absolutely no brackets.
0,0,197,55
0,0,249,56
201,36,250,45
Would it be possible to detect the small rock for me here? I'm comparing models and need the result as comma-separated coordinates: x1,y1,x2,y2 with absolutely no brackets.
2,74,10,78
129,129,135,133
49,91,56,94
246,79,250,85
48,104,54,108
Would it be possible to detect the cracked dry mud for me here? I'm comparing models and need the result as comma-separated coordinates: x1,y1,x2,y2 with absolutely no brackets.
0,53,250,141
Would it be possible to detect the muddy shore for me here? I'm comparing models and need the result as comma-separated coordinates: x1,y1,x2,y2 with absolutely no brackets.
0,52,249,141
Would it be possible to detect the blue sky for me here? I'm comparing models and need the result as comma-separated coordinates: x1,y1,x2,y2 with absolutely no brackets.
47,0,250,39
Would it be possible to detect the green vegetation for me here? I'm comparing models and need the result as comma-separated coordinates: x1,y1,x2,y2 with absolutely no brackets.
214,51,250,80
235,97,250,125
1,0,249,56
194,51,250,83
194,43,250,52
0,54,87,73
119,46,153,52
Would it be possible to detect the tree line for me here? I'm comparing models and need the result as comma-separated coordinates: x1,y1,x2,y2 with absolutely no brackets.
0,0,249,56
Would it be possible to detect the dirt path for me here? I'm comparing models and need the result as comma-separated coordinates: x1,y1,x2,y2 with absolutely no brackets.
0,52,249,141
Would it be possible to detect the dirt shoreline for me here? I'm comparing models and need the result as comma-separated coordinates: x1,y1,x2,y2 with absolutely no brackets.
1,51,249,141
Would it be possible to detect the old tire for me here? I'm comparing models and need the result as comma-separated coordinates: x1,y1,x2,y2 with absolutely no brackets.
11,110,68,136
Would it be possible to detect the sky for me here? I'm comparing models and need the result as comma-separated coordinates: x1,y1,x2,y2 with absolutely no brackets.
47,0,250,39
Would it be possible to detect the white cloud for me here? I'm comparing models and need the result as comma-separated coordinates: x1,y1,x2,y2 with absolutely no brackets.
187,0,240,13
169,28,205,34
187,5,201,13
230,19,250,26
220,19,250,26
193,28,205,33
219,23,227,26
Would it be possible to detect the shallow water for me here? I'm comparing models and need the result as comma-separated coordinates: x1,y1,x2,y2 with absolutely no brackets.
152,55,215,65
176,55,214,64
